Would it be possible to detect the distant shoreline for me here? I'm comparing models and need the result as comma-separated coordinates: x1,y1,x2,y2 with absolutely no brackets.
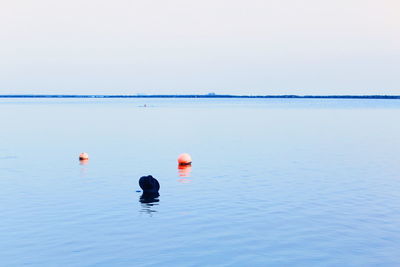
0,94,400,99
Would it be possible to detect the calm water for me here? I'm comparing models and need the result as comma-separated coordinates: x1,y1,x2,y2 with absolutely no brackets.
1,98,400,266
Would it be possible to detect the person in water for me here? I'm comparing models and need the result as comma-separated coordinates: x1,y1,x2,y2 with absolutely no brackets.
139,175,160,203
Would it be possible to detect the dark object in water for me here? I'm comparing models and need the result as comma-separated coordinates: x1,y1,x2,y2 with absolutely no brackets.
140,192,160,203
139,175,160,193
139,175,160,203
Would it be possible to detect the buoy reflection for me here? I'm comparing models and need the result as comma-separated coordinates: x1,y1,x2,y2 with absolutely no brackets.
178,164,192,183
79,159,89,177
79,159,89,165
178,164,192,177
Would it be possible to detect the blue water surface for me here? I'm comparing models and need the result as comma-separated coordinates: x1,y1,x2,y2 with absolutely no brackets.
0,98,400,266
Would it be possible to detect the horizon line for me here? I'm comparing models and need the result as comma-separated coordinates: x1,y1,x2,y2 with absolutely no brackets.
0,94,400,99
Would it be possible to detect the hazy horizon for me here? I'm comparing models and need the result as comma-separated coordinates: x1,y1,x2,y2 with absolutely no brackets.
1,93,400,96
1,0,399,95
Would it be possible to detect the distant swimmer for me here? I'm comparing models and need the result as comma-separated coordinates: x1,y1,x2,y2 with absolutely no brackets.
139,175,160,202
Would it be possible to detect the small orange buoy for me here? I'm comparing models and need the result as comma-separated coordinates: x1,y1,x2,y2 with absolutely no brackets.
79,152,89,160
178,153,192,166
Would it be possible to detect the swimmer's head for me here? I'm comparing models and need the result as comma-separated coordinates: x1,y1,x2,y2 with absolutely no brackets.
139,175,160,193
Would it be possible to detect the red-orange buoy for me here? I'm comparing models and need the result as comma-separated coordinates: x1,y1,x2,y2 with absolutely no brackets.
79,152,89,160
178,153,192,166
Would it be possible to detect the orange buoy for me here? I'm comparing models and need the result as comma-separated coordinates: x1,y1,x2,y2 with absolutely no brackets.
178,153,192,166
79,152,89,160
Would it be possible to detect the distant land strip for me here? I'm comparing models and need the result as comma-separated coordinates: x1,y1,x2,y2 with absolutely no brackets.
0,94,400,99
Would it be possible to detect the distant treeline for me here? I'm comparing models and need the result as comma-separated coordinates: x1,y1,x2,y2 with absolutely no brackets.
0,94,400,99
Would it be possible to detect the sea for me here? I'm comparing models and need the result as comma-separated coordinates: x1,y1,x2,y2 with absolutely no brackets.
1,98,400,266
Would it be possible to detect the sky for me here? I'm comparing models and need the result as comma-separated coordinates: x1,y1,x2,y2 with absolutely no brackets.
0,0,399,95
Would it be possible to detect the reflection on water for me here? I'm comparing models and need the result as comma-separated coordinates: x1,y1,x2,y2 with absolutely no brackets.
79,159,89,165
178,165,192,177
139,192,160,215
79,160,89,177
177,178,191,183
178,165,192,183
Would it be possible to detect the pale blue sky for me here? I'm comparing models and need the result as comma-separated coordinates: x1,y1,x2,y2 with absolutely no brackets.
1,0,399,95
